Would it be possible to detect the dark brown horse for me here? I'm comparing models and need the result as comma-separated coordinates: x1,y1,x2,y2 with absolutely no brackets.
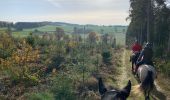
98,78,131,100
130,52,140,74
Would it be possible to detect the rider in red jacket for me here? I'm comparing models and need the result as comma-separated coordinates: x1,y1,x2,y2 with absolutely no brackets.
131,40,142,53
130,40,142,74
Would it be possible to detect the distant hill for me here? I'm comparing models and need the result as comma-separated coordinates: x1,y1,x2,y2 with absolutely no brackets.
0,21,128,35
0,21,13,28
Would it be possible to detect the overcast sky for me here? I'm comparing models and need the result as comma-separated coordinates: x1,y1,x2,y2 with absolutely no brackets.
0,0,130,25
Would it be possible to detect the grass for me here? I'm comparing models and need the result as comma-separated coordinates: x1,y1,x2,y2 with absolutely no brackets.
25,92,54,100
1,24,127,45
124,50,145,100
23,25,74,33
12,31,30,37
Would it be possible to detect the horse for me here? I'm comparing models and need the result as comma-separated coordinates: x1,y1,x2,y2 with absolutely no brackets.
133,64,157,100
130,52,140,74
98,78,131,100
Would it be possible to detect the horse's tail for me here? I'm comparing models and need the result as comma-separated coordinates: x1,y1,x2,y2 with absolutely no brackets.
132,70,154,96
141,70,154,91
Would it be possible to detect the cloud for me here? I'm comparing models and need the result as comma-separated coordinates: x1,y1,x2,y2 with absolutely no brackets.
6,10,129,25
46,0,62,7
45,0,129,12
0,0,130,25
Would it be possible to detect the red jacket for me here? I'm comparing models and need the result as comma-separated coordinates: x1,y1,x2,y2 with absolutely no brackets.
132,43,142,53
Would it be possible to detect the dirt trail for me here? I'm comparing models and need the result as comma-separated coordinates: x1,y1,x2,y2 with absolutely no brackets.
116,49,144,100
118,49,170,100
118,49,128,88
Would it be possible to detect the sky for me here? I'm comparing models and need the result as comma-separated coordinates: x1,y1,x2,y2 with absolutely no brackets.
0,0,130,25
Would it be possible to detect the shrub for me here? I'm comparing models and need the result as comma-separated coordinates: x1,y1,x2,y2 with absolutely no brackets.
26,33,35,47
0,33,16,59
26,92,54,100
154,46,164,57
0,39,40,86
35,38,51,47
46,55,65,72
51,75,76,100
102,50,112,65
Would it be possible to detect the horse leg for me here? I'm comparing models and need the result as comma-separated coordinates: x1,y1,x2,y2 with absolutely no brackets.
144,90,150,100
144,90,146,100
144,89,150,100
132,61,134,74
147,90,150,100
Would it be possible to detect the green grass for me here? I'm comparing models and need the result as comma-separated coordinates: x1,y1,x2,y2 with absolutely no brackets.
25,92,54,100
115,33,126,45
1,24,126,45
23,25,127,34
12,31,30,37
23,25,74,33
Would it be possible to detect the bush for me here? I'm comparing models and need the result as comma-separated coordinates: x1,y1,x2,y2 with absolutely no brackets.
102,50,112,65
156,60,170,77
26,92,54,100
0,39,40,86
0,33,16,59
154,46,164,57
35,38,51,47
26,34,35,47
51,75,76,100
0,48,12,59
47,55,65,71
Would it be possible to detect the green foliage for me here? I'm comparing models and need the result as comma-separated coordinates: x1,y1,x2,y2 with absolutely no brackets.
26,92,54,100
102,50,112,65
0,33,16,59
88,32,98,43
154,46,164,57
0,39,40,86
55,27,65,40
127,0,170,56
0,48,12,59
48,55,65,69
51,74,76,100
155,59,170,77
0,22,127,100
35,38,51,47
26,33,35,47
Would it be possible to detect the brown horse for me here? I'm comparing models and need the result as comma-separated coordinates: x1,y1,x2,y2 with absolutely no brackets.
130,52,140,74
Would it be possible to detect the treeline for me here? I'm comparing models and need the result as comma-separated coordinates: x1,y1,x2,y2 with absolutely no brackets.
73,27,93,34
126,0,170,57
0,21,13,28
0,21,49,30
14,22,50,30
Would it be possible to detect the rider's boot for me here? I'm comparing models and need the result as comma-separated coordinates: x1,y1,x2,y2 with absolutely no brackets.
134,65,138,76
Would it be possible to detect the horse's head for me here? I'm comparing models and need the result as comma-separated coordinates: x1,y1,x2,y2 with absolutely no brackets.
98,78,131,100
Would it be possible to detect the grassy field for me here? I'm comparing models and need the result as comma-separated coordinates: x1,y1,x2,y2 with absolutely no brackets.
23,25,127,34
0,25,126,46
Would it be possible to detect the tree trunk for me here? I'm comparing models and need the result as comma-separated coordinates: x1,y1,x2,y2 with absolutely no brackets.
168,34,170,53
140,24,143,45
147,0,151,42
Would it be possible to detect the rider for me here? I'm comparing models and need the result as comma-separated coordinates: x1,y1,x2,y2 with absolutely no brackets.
135,42,154,74
131,40,142,53
130,40,142,63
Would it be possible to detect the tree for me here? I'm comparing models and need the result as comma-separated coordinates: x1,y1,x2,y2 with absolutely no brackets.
63,34,70,42
26,33,35,47
127,0,154,44
55,27,65,41
101,34,109,44
127,0,170,57
88,32,98,43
